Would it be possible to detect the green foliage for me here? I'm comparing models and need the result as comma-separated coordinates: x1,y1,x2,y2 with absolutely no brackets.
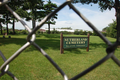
83,30,87,35
0,0,29,35
61,31,69,34
45,30,49,34
44,0,57,18
92,31,98,36
106,20,117,38
51,28,59,34
74,29,79,35
102,27,108,31
101,20,117,38
79,30,84,35
101,32,107,36
88,31,93,35
9,30,13,34
14,30,20,34
44,0,58,34
20,30,28,34
2,30,7,34
72,0,116,11
36,30,40,34
61,27,72,30
21,0,44,29
74,29,91,35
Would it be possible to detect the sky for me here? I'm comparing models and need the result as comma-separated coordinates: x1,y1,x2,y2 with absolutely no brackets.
12,0,116,31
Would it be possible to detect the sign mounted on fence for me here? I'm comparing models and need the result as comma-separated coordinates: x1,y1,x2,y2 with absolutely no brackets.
60,33,90,54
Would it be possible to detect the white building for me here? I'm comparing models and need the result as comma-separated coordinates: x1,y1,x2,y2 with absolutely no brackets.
45,28,75,32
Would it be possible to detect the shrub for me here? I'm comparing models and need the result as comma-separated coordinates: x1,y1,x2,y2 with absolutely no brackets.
74,30,79,35
102,32,107,36
20,30,28,34
92,31,98,36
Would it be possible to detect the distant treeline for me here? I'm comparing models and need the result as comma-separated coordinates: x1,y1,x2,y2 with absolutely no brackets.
0,20,117,38
0,29,95,36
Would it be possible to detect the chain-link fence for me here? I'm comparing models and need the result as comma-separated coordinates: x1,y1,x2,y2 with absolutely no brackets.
0,0,120,80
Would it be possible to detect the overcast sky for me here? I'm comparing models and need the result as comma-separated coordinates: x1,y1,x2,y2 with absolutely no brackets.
12,0,116,31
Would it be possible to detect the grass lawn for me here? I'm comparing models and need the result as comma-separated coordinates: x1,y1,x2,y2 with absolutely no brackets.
0,34,120,80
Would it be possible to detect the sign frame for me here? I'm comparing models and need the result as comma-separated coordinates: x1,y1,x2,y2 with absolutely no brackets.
60,33,90,54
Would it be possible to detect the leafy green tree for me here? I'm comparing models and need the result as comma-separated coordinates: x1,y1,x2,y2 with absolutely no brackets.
0,0,27,35
73,0,114,11
79,30,83,35
61,27,72,29
102,27,108,32
0,5,6,35
22,0,44,29
8,0,22,34
92,31,98,36
9,0,28,34
88,31,92,35
0,17,5,35
73,0,120,40
83,30,87,35
106,20,117,38
1,0,42,34
74,29,79,35
0,5,8,35
44,0,58,34
1,8,12,35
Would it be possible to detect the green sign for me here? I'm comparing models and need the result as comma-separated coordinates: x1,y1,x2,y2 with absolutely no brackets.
63,37,88,49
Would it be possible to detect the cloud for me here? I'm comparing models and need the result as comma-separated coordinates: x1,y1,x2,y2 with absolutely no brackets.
51,4,116,31
52,1,61,6
15,20,32,30
86,9,115,30
74,4,116,30
65,21,72,24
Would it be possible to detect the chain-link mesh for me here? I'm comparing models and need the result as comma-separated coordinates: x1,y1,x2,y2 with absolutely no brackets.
0,0,120,80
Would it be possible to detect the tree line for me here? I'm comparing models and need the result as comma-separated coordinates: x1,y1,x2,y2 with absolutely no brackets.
0,28,93,36
0,0,57,35
0,21,117,38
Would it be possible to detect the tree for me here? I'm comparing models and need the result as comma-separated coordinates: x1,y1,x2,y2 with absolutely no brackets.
73,0,114,11
79,30,83,35
102,27,108,32
0,5,12,35
73,0,120,41
8,0,27,34
106,20,117,38
92,31,98,36
83,30,87,35
74,29,79,35
88,31,92,35
0,6,6,35
0,18,5,35
61,27,72,29
22,0,44,29
0,0,27,35
44,0,58,34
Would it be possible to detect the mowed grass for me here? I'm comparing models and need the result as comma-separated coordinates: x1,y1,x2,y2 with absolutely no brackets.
0,34,120,80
